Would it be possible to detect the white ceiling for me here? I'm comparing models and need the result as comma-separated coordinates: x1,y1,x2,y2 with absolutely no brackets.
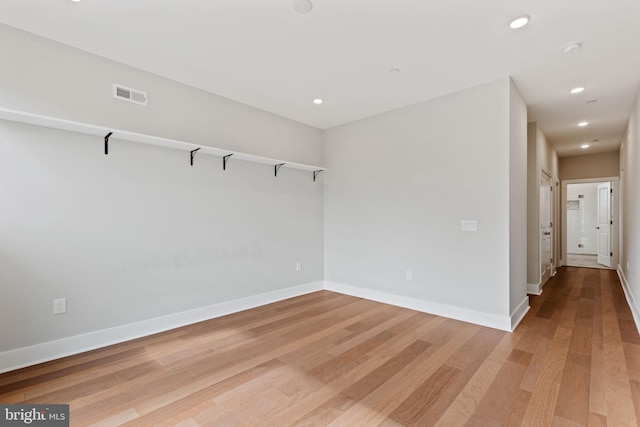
1,0,639,157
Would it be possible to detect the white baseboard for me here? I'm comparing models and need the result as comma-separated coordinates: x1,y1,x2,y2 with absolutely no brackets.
324,281,515,332
0,279,539,373
617,266,640,335
510,297,530,330
527,281,542,295
0,282,324,374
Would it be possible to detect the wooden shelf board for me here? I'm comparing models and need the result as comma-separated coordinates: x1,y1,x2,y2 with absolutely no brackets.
0,107,325,173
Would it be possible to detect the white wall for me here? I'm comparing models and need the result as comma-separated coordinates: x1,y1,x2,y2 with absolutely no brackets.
620,89,640,330
526,124,538,285
509,80,528,320
526,123,559,291
0,24,323,166
323,78,526,330
560,151,620,181
0,119,324,357
0,22,538,371
0,24,327,371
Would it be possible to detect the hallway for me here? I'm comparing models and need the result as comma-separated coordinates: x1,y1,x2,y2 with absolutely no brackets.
517,267,640,426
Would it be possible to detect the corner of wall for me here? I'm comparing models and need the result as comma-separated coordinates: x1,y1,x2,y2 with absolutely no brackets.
527,282,543,296
509,81,528,317
324,281,514,332
510,296,530,331
0,282,324,374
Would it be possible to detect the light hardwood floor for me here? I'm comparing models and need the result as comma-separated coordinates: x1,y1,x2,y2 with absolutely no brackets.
1,267,639,426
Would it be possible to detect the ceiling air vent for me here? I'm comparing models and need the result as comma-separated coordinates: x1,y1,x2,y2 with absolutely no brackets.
113,83,147,106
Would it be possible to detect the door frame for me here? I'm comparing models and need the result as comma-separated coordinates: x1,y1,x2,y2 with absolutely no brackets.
540,170,554,285
561,177,619,269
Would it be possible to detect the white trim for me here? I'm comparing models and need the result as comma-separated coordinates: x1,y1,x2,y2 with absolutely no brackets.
528,274,554,296
1,279,538,373
527,281,543,295
540,169,554,288
562,177,619,269
324,281,514,331
0,282,324,374
618,266,640,334
510,297,530,330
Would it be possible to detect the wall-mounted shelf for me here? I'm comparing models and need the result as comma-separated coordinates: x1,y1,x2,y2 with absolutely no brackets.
0,107,326,176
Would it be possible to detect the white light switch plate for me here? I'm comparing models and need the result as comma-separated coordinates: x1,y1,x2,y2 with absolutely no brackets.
461,220,477,232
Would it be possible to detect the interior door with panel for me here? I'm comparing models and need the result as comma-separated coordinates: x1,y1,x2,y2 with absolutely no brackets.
596,182,612,267
540,172,553,285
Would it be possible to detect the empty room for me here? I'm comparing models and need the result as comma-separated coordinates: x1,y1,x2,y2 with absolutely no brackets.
1,1,640,426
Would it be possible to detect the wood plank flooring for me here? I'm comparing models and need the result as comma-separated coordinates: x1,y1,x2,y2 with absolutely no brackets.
1,267,639,426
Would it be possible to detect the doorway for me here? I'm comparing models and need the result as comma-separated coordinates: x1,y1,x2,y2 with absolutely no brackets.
562,178,618,269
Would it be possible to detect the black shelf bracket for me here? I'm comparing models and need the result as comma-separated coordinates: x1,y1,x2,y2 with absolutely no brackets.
274,163,285,177
104,132,113,155
313,170,324,182
190,148,201,166
223,154,233,171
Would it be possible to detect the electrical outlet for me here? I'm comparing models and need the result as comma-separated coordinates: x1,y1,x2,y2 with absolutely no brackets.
53,298,66,315
405,270,413,281
296,262,301,272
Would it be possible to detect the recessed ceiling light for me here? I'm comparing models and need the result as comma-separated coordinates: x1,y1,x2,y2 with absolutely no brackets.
69,0,82,2
389,68,400,73
509,15,530,29
578,121,589,127
312,98,323,105
563,42,582,54
592,139,599,142
587,99,597,104
581,144,590,149
570,87,585,94
293,0,313,13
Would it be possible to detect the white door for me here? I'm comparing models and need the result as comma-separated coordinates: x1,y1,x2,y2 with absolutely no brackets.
596,182,612,267
540,172,553,284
